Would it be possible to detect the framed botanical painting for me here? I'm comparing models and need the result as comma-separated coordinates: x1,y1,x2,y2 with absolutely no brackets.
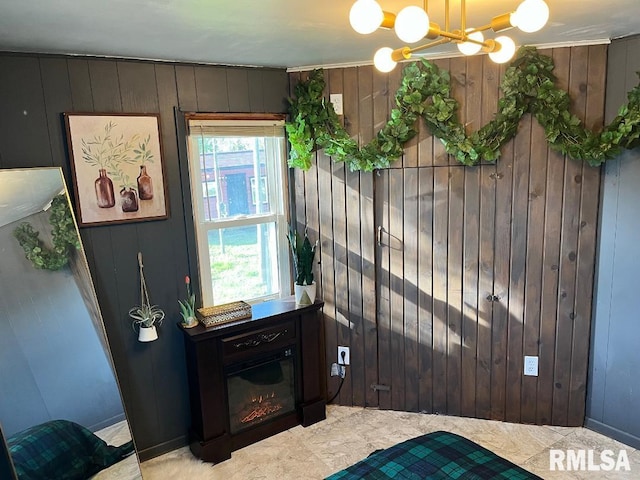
64,113,169,227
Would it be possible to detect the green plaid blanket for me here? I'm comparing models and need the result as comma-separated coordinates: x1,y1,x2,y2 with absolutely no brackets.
326,430,542,479
7,420,134,480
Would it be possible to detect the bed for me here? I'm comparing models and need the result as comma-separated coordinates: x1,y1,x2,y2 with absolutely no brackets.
7,420,134,480
326,430,542,479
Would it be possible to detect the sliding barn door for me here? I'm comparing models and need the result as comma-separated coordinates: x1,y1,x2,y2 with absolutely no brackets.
374,163,505,417
374,128,601,425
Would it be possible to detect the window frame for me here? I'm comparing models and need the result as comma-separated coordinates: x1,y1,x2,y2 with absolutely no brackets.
185,113,291,307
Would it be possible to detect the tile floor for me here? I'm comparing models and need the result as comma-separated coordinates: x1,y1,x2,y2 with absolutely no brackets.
140,405,640,479
92,420,141,480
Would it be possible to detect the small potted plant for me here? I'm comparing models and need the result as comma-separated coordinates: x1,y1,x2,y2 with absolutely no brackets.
129,252,165,342
178,275,198,328
288,226,318,305
129,303,165,342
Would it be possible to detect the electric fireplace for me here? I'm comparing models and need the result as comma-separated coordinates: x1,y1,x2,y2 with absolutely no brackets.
180,298,325,464
227,347,296,435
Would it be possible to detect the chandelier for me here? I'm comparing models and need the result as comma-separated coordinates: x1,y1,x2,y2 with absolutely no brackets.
349,0,550,72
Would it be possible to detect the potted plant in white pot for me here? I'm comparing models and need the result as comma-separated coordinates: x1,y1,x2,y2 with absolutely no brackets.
178,275,198,328
129,302,165,342
129,252,165,342
288,227,318,305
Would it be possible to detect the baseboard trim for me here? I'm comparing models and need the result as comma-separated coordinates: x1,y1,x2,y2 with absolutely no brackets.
90,413,126,432
584,417,640,449
137,434,189,462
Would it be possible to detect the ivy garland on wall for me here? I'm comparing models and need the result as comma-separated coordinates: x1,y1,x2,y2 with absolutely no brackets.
13,194,81,270
286,46,640,172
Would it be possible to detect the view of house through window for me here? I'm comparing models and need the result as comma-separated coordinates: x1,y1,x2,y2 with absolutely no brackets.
187,117,290,306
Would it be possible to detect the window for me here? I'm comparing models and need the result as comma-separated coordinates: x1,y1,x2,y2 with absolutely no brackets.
187,116,290,306
203,181,218,198
250,176,268,205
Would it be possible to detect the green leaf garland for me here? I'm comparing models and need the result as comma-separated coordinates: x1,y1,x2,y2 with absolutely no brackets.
13,194,81,270
286,46,640,172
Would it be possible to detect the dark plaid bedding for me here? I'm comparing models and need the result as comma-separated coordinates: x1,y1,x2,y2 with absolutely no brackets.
7,420,134,480
326,430,542,479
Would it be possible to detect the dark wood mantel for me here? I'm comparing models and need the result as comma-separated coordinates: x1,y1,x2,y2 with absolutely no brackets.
180,297,326,463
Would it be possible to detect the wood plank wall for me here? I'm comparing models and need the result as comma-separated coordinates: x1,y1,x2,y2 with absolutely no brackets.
0,53,288,458
291,45,607,425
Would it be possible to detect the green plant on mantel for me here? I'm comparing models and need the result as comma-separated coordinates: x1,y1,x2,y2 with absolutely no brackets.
13,194,81,270
286,46,640,172
287,227,317,286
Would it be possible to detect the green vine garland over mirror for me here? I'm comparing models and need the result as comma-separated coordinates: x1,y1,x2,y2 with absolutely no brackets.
13,194,81,270
286,46,640,172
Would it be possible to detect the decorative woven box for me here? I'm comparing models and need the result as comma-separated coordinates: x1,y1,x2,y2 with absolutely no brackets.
196,301,252,328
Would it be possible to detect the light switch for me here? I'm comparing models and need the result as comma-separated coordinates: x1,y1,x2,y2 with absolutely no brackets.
330,93,343,115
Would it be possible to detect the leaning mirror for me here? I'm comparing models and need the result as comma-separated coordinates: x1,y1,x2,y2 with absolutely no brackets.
0,167,142,480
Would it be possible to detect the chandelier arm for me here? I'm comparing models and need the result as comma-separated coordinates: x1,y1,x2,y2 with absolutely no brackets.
461,36,492,47
381,11,396,29
489,13,515,32
445,0,450,32
436,30,466,42
407,37,453,56
391,47,413,62
482,39,500,53
438,29,493,48
466,24,494,34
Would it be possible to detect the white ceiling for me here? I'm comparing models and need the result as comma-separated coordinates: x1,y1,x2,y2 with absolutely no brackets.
0,169,65,228
0,1,639,70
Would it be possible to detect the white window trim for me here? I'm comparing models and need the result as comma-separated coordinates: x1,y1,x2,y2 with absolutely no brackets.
186,117,291,306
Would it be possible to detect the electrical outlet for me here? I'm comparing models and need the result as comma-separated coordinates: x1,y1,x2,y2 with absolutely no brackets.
330,94,343,115
524,356,539,376
338,346,350,365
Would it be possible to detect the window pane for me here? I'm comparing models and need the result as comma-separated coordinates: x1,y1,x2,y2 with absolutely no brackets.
206,223,280,304
196,137,275,221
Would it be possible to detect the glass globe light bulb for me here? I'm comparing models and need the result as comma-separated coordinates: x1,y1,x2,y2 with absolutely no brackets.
457,30,484,56
349,0,384,35
374,47,397,73
512,0,549,33
394,6,429,43
489,36,517,64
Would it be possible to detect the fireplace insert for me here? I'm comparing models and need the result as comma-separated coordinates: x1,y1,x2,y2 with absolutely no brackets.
226,347,296,435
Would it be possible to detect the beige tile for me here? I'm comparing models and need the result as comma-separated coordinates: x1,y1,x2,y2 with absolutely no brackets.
522,428,639,479
91,421,141,480
94,420,133,446
562,428,636,452
523,450,639,479
140,407,640,480
463,421,565,464
298,419,383,472
251,444,333,480
324,404,363,424
546,425,577,436
401,414,564,464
